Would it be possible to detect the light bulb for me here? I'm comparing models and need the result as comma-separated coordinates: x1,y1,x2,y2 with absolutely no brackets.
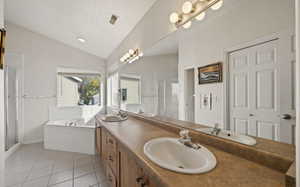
182,21,192,29
129,49,135,55
182,1,194,14
211,0,223,10
195,12,206,21
139,52,144,57
169,12,180,23
77,37,86,43
120,57,124,62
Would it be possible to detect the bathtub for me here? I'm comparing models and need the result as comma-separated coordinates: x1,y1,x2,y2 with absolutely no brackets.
44,118,96,154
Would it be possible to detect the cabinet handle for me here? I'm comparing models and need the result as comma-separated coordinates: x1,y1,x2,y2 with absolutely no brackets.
108,174,113,182
109,155,114,162
108,138,114,144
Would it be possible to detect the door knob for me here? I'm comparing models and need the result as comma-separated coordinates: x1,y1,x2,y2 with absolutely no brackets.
281,114,292,120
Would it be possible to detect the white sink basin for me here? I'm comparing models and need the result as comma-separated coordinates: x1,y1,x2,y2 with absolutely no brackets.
101,115,128,122
196,128,257,146
144,137,217,174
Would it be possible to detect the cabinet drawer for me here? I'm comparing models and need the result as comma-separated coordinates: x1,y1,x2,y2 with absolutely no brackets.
106,151,117,175
106,165,117,187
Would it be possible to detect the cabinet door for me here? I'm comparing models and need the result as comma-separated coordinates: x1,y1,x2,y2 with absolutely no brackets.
106,164,117,187
119,146,142,187
96,128,101,155
101,128,107,161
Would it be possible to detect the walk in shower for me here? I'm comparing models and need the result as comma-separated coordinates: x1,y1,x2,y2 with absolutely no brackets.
4,53,23,151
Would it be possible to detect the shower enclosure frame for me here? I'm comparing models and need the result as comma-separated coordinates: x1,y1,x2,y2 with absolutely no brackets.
4,52,25,153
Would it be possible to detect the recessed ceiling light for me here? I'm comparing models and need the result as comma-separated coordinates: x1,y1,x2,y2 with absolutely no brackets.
77,37,86,43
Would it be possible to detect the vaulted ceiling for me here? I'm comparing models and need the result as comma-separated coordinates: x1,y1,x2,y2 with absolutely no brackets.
5,0,158,59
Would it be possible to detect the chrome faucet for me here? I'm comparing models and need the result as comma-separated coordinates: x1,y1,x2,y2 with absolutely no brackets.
179,130,201,150
211,123,221,136
118,110,128,118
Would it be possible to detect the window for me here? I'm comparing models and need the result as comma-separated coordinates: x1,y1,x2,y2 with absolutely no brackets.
107,73,119,107
57,73,101,107
120,76,141,105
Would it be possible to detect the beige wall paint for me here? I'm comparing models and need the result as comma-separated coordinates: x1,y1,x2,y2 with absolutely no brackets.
5,23,105,143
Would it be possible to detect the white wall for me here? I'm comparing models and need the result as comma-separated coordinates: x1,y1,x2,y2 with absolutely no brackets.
5,23,105,144
0,0,3,28
0,0,5,185
178,0,295,127
108,0,294,128
296,0,299,185
106,0,185,72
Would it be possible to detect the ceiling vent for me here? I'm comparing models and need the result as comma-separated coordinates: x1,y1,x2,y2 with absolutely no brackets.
109,15,118,25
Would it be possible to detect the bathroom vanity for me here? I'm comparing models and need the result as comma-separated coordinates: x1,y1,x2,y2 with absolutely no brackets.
95,113,295,187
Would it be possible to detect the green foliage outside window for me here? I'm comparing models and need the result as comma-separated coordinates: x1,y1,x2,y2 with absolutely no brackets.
78,76,101,105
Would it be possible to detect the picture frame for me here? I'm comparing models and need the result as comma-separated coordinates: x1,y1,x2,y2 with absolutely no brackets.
198,62,223,84
0,29,6,70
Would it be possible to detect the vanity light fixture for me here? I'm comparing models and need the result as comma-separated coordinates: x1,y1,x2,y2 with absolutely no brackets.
120,49,143,64
169,0,224,29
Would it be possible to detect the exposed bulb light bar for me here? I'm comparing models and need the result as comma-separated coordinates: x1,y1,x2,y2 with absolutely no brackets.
169,0,224,29
120,49,143,64
211,0,223,10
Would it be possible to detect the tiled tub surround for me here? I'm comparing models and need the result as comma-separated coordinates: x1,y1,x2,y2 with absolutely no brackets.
96,114,295,187
5,143,108,187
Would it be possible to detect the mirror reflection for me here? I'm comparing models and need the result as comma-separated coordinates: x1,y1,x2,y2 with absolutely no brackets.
119,34,179,119
115,1,295,146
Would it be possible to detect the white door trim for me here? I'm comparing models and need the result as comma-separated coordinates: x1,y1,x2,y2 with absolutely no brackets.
223,30,295,131
183,66,196,122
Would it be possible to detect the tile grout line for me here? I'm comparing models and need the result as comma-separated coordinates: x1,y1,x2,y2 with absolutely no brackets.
20,163,35,187
46,163,55,187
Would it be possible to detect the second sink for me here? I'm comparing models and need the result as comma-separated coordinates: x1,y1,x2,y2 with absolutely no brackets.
144,137,217,174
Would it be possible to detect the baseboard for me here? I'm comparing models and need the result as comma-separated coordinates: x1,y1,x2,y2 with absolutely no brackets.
22,139,43,145
5,143,21,160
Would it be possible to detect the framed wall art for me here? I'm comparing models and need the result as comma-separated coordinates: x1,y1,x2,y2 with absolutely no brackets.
198,62,222,84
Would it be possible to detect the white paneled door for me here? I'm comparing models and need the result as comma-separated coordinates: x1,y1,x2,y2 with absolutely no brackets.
229,36,296,144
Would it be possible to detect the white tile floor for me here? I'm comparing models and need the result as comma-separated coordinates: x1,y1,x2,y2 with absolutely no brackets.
5,143,108,187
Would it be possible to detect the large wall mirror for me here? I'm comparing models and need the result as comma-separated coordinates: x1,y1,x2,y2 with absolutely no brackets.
116,0,296,147
119,34,179,119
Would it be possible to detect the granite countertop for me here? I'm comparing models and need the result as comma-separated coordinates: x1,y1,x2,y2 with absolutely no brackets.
150,115,295,162
96,115,288,187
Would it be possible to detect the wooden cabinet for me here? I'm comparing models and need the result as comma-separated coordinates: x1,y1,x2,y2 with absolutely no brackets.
119,145,157,187
96,127,101,155
106,164,117,187
100,127,157,187
101,128,108,161
119,145,142,187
